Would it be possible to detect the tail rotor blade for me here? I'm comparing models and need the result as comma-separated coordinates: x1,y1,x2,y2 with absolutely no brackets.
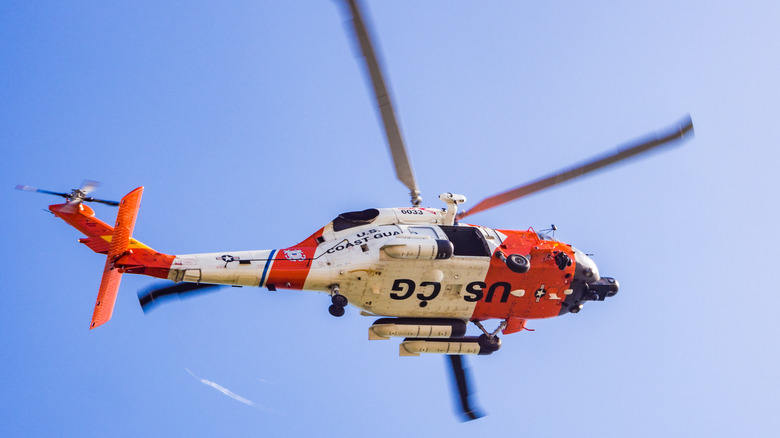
447,355,485,421
138,282,223,312
84,197,120,206
17,182,120,206
79,180,99,195
15,185,69,199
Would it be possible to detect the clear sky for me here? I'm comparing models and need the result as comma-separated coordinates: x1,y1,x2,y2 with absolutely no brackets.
2,1,779,437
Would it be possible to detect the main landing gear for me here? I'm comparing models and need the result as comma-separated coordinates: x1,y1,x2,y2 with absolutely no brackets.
473,320,505,353
328,284,348,317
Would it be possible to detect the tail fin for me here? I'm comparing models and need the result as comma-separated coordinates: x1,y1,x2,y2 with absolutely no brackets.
90,187,144,329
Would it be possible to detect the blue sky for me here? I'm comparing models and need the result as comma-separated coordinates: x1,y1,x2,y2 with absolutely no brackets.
2,1,779,437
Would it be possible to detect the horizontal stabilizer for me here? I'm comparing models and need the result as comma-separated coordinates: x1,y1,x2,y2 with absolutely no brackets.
78,236,111,254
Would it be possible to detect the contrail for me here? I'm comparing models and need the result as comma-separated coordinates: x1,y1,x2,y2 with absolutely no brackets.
185,368,258,408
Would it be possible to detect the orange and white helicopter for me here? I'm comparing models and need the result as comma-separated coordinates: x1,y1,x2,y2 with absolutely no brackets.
19,0,693,421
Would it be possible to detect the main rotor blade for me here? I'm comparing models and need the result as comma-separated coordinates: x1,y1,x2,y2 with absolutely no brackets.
459,115,694,219
138,282,223,312
447,355,485,421
344,0,421,206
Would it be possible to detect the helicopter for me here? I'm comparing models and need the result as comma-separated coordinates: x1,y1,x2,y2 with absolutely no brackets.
18,0,693,421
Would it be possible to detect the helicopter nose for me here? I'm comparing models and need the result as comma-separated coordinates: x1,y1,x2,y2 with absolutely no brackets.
573,247,600,283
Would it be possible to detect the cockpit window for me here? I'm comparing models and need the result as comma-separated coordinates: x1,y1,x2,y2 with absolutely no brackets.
333,208,380,232
408,226,439,239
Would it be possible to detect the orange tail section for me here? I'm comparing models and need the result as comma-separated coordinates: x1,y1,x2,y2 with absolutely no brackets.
90,187,144,329
49,203,115,254
48,187,175,328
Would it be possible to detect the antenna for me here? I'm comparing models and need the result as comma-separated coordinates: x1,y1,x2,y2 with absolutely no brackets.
540,224,557,239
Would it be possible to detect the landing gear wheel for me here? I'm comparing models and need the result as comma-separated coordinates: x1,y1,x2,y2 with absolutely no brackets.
478,334,501,352
331,294,348,307
506,254,530,273
328,304,345,317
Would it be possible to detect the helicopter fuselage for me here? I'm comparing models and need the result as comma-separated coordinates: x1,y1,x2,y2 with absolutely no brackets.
163,206,616,324
50,199,617,331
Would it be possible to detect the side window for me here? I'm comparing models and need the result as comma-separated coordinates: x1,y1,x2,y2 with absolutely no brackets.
408,226,440,239
439,225,491,257
480,227,504,244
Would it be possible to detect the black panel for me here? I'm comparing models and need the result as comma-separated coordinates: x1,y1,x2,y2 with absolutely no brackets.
439,226,490,257
332,208,380,232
